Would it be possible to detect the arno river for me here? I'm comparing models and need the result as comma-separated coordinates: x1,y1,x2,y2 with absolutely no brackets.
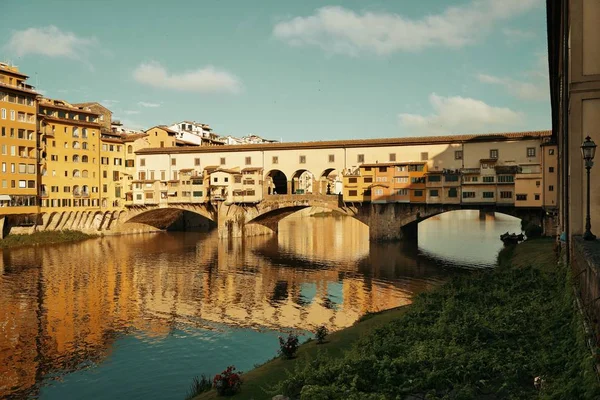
0,210,521,399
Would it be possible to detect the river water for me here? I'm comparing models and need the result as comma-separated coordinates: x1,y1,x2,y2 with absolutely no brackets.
0,210,521,399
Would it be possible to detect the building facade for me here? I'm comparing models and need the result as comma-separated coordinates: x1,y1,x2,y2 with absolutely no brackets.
38,98,103,211
548,0,600,238
0,63,39,215
134,131,557,209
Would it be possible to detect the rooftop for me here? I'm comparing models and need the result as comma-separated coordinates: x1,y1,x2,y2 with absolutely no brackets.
136,130,551,155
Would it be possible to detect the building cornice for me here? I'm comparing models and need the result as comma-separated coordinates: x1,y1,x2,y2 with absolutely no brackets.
136,130,552,155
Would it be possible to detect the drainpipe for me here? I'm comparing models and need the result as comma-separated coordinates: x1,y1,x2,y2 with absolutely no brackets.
562,0,570,264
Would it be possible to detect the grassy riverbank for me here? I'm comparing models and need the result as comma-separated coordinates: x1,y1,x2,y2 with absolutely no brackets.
194,238,599,399
0,230,97,249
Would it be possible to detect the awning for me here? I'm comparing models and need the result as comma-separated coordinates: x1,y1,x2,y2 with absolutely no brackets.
0,195,11,201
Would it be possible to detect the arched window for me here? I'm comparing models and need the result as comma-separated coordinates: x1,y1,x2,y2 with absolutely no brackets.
127,145,133,154
72,141,80,149
82,170,89,178
82,185,89,196
82,155,88,163
82,142,88,150
73,169,80,178
82,128,88,139
73,185,80,195
72,154,80,163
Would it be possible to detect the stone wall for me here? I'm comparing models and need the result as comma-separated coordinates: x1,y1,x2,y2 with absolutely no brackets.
572,236,600,339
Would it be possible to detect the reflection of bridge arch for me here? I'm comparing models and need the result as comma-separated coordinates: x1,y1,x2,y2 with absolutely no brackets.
244,195,368,234
124,206,216,230
265,169,288,195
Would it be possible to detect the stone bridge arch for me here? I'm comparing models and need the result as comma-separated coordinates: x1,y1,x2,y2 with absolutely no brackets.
392,205,545,241
122,205,217,231
218,194,369,239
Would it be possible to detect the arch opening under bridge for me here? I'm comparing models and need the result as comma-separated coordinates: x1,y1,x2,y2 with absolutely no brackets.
124,207,216,231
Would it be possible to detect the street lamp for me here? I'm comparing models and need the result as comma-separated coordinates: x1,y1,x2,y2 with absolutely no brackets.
581,136,597,240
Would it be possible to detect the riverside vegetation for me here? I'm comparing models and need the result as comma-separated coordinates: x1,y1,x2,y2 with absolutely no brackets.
0,230,97,249
194,239,600,399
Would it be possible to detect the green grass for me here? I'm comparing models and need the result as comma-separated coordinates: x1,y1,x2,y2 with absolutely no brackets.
194,307,409,400
195,238,599,399
0,230,97,249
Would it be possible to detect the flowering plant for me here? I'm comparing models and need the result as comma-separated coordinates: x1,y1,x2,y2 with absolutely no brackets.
315,325,329,344
278,333,300,359
213,366,242,396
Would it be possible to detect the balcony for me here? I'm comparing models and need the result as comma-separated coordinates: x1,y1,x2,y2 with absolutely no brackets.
0,80,38,95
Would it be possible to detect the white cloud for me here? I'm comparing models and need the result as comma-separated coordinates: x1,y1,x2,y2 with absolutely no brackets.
398,93,523,135
502,28,536,41
132,62,242,94
477,73,547,101
4,26,97,63
137,101,161,108
477,54,549,101
273,0,542,55
123,110,141,115
101,99,119,108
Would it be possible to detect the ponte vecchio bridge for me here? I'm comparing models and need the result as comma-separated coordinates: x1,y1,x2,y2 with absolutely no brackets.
114,130,558,241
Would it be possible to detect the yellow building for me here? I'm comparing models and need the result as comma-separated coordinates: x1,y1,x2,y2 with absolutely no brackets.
100,131,126,209
0,63,39,215
123,133,150,205
38,98,102,210
144,126,178,148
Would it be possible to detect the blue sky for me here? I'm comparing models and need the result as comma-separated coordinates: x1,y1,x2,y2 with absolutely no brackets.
0,0,549,141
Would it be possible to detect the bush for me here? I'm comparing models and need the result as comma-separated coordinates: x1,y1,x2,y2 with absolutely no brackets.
213,366,242,396
275,243,600,399
278,334,300,359
315,326,328,344
185,374,212,399
521,220,543,239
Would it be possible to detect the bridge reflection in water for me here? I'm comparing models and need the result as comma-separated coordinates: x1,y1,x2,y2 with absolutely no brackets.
0,210,520,399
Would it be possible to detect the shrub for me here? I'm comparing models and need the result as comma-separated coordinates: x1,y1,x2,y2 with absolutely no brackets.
524,222,543,239
185,374,212,400
213,366,242,396
315,325,329,344
278,333,300,359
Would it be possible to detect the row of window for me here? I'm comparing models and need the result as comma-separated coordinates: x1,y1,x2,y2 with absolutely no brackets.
1,162,36,174
152,153,430,169
0,91,35,106
39,108,99,124
347,188,550,201
45,126,92,138
0,195,37,207
43,185,97,194
0,179,36,189
1,127,35,140
0,109,35,122
1,144,35,157
41,198,101,208
49,140,93,150
102,143,122,152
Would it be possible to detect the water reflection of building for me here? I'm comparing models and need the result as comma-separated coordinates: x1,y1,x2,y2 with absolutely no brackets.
0,216,447,397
